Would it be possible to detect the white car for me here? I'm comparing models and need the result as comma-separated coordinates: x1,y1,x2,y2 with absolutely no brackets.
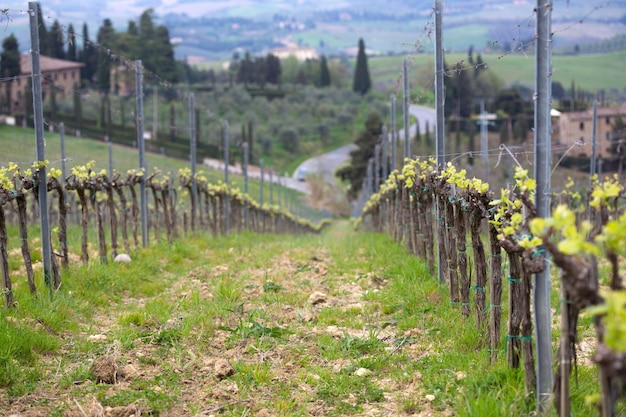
296,168,308,181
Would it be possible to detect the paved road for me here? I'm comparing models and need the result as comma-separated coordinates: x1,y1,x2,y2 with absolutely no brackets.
406,105,436,141
202,158,310,194
202,105,435,195
292,144,357,185
292,104,436,186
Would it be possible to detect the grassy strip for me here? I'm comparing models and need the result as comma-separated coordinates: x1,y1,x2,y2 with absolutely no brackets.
0,221,605,416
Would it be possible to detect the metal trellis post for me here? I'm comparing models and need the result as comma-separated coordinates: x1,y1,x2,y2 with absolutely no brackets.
434,0,446,284
534,0,554,412
189,93,197,229
243,142,249,228
223,120,230,234
403,58,410,160
28,1,53,297
390,94,397,171
60,122,67,181
135,60,148,247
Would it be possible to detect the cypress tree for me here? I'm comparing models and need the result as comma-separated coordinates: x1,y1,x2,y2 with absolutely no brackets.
96,19,115,93
352,38,371,95
265,53,281,86
67,24,77,61
319,55,331,87
337,112,383,199
1,34,20,112
49,20,65,59
80,23,97,85
36,4,50,56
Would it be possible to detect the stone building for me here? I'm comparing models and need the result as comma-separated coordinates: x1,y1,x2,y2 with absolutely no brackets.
6,54,83,112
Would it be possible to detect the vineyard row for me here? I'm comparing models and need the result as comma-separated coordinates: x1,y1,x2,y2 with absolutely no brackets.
358,157,626,416
0,161,328,308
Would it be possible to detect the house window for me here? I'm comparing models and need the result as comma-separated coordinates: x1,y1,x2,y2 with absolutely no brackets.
606,117,610,125
606,132,610,140
63,72,67,80
579,122,584,131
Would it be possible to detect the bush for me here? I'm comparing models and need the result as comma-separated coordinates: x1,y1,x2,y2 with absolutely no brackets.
278,127,300,153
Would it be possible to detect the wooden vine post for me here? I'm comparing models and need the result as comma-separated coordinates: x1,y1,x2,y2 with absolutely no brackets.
65,163,93,265
0,196,13,307
89,184,108,264
445,191,460,308
101,173,119,258
454,196,469,316
112,173,131,254
15,172,37,295
146,172,161,243
125,170,143,249
487,223,503,363
47,172,69,269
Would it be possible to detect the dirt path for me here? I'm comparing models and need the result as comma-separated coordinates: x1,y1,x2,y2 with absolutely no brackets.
2,222,451,417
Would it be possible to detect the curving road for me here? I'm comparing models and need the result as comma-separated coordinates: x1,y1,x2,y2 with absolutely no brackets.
293,104,436,186
406,105,436,143
292,144,357,185
203,105,436,195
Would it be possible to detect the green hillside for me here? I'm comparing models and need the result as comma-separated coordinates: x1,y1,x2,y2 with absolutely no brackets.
0,125,319,219
369,50,626,93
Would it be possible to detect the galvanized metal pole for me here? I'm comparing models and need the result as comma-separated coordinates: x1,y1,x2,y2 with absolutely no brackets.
534,0,554,412
434,0,446,284
381,125,388,182
152,85,158,141
590,100,598,180
403,58,410,160
390,95,397,171
269,168,274,205
367,158,374,199
374,144,381,192
277,176,282,208
29,1,53,296
434,0,445,168
189,93,197,230
243,142,249,228
135,60,148,247
223,120,230,234
480,99,489,182
260,160,265,206
60,122,67,181
107,137,113,177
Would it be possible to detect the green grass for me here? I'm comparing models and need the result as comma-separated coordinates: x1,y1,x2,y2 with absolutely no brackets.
368,50,626,93
0,220,620,415
0,124,330,221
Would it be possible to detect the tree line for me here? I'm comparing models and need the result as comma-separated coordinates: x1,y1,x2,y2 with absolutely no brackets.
0,5,179,93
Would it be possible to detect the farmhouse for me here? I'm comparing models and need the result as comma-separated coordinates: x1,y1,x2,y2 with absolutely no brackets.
5,54,83,113
553,102,626,159
272,43,319,61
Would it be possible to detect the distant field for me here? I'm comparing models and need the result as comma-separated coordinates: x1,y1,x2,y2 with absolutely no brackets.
195,50,625,95
368,50,626,94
